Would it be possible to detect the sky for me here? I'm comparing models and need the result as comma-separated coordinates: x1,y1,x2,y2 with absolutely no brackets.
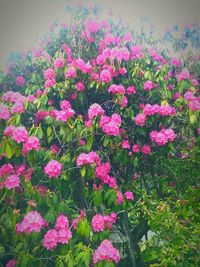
0,0,200,69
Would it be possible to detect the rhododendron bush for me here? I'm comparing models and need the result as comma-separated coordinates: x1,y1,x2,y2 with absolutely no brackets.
0,4,200,267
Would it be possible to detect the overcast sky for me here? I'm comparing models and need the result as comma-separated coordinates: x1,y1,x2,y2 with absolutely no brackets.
0,0,200,69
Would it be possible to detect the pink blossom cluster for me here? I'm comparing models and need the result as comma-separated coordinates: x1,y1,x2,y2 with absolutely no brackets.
50,100,75,122
44,160,62,178
6,259,16,267
0,103,10,120
134,114,146,126
148,49,166,64
54,57,65,69
120,96,128,108
93,239,120,264
130,45,143,59
100,69,112,83
16,211,47,233
0,163,14,177
144,81,158,91
66,66,76,79
44,68,56,88
12,126,28,143
76,151,100,167
143,104,176,116
100,114,122,136
177,69,190,81
184,91,200,111
126,85,136,95
97,46,130,66
35,110,49,125
1,91,26,114
76,81,85,91
76,58,92,74
91,212,117,232
22,136,41,155
170,58,182,68
150,128,175,146
88,103,105,120
131,144,152,155
95,162,117,188
108,84,125,95
4,175,20,189
15,76,25,87
43,214,72,250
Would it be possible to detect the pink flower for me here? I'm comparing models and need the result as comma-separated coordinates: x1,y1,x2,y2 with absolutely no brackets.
144,81,157,91
55,215,69,230
93,239,120,264
88,103,105,120
76,81,85,92
92,214,105,232
170,58,181,68
6,259,16,267
132,144,140,153
122,140,130,149
124,191,134,200
60,100,71,110
198,128,200,135
5,175,20,189
108,84,125,95
50,144,59,154
127,85,136,95
12,126,28,143
117,190,124,205
57,228,72,244
100,69,112,83
44,68,55,80
66,66,76,79
76,152,100,167
177,69,190,81
0,103,10,120
95,162,111,180
16,76,25,87
11,101,24,114
45,78,56,88
135,114,146,127
44,160,62,178
191,79,198,86
54,57,65,69
141,145,151,155
121,96,128,108
4,125,15,137
22,136,40,155
16,211,47,234
0,163,14,177
27,95,36,102
43,229,58,250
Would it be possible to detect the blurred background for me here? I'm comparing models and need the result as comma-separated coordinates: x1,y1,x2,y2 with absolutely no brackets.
0,0,200,69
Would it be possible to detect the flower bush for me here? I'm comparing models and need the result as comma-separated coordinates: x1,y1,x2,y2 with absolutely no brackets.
0,3,199,267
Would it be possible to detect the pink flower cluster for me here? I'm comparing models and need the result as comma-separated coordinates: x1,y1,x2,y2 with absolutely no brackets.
100,114,122,136
22,136,40,155
150,128,175,146
6,259,16,267
177,69,190,81
91,212,117,232
16,211,47,233
0,103,10,120
44,160,62,178
134,114,146,126
130,45,143,59
44,68,56,88
43,215,72,250
184,91,200,111
144,81,158,91
76,81,85,91
50,100,75,122
15,76,25,87
108,84,125,95
88,103,105,120
76,151,100,167
122,140,130,149
143,104,176,116
12,126,28,143
93,239,120,264
54,57,65,69
95,162,117,188
100,69,112,83
1,90,26,115
4,175,20,189
126,85,136,95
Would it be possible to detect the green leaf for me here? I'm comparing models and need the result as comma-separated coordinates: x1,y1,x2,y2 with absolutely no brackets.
80,166,86,177
189,114,197,124
93,190,102,207
86,135,93,151
5,143,14,159
103,136,110,147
